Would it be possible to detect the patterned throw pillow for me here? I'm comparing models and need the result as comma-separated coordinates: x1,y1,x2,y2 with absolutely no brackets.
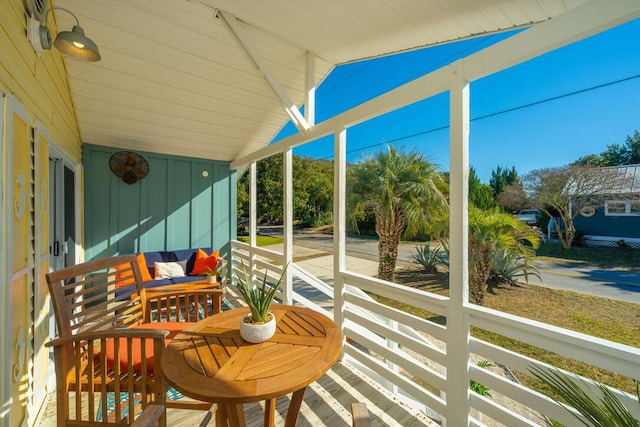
154,261,186,280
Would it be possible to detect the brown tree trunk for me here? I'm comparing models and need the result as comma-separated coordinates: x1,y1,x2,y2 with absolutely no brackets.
375,206,405,282
554,217,575,249
469,235,492,305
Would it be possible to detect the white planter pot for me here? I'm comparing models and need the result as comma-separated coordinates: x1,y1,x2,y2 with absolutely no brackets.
239,313,276,343
207,275,216,284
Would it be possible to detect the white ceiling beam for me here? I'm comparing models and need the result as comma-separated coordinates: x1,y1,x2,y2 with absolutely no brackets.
305,51,316,126
217,9,311,133
230,0,640,170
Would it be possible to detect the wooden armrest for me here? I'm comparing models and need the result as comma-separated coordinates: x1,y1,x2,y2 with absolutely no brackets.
131,404,165,427
45,328,170,348
351,402,371,427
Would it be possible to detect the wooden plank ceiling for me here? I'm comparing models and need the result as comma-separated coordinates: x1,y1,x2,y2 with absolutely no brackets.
53,0,587,164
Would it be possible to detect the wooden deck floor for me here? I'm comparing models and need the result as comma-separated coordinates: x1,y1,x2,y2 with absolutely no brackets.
36,360,436,426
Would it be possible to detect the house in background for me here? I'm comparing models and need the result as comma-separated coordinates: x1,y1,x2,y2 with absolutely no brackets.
574,164,640,248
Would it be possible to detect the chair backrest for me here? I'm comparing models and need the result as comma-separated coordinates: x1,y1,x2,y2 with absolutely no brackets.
46,254,149,337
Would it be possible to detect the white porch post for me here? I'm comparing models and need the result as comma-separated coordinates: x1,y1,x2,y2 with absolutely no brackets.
333,128,347,350
446,60,471,426
283,149,294,303
249,161,258,283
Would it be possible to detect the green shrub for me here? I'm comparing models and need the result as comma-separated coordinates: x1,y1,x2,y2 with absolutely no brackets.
470,360,496,396
617,239,631,250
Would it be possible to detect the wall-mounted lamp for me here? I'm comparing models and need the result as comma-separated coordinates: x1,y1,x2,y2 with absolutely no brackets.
27,5,101,62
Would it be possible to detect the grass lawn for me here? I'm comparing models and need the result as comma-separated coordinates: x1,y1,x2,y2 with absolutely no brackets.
236,235,283,246
387,266,640,396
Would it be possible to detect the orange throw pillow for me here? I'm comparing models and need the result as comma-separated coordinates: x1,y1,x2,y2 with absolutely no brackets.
190,248,219,275
115,253,152,286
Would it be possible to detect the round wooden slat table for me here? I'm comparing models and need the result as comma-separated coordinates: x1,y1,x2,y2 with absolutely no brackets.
161,305,342,427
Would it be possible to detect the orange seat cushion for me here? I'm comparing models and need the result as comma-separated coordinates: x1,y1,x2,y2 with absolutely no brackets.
103,322,194,374
115,253,153,286
189,248,219,276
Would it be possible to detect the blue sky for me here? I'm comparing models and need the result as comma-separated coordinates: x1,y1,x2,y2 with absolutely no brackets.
273,18,640,183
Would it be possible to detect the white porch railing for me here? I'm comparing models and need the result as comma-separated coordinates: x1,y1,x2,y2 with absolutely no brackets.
228,3,640,425
231,239,640,426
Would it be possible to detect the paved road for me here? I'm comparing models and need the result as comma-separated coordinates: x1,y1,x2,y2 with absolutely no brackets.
529,260,640,303
260,228,640,304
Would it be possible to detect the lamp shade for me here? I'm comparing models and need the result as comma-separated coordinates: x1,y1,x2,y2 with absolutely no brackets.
54,25,101,61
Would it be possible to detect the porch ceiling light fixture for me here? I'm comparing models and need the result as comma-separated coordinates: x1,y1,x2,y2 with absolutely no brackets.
27,6,101,62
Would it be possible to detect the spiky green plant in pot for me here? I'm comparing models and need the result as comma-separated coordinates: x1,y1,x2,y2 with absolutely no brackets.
235,262,287,323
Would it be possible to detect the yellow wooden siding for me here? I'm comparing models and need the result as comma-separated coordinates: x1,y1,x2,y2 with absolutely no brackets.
0,0,82,162
1,1,82,425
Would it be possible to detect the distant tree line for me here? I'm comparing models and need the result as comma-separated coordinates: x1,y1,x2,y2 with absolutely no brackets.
238,130,640,272
237,154,334,227
573,130,640,166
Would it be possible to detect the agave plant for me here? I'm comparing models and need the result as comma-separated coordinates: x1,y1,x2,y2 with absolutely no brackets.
413,242,447,273
490,247,541,286
235,262,287,323
529,365,640,427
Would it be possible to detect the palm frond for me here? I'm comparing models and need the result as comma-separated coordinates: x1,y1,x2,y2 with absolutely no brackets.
529,365,639,427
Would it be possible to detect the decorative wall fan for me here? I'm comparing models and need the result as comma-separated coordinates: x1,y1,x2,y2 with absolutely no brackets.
109,151,149,184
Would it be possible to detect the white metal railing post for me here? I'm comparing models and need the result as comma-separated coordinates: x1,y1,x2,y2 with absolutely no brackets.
283,149,294,303
333,127,347,354
447,60,471,427
249,161,258,284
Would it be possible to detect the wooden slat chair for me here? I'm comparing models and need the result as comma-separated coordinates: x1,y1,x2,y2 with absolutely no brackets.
46,329,168,426
45,254,225,426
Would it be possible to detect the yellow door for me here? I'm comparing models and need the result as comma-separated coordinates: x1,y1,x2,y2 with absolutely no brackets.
6,96,51,427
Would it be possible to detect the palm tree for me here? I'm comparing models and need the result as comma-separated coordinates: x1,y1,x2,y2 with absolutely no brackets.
347,146,447,282
468,207,540,305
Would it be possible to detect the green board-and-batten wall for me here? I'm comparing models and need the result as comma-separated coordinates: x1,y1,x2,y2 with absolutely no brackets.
83,144,236,262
